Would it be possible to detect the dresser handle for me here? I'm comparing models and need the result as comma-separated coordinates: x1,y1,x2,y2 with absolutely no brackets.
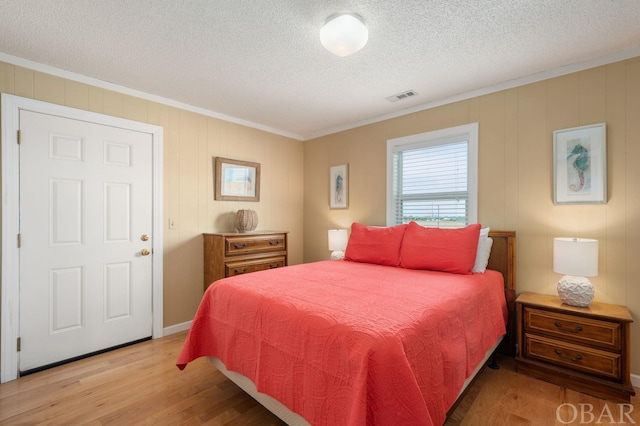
233,243,247,249
234,268,248,274
269,263,279,268
554,322,583,333
269,240,280,246
554,349,583,362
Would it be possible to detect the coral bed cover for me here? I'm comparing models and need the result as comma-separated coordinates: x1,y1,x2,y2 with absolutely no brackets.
177,260,507,426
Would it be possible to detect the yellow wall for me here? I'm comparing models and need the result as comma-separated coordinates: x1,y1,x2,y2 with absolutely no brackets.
0,61,304,328
304,57,640,375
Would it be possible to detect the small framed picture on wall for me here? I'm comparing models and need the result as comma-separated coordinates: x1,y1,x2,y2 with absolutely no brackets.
214,157,261,202
553,123,606,205
329,164,348,209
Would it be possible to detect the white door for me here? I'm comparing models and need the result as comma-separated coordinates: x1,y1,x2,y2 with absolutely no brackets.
18,110,153,372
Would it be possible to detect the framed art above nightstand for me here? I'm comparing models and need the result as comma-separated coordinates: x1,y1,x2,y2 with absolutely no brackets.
516,292,635,402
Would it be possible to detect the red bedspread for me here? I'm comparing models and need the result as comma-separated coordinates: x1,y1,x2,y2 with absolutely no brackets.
177,260,507,426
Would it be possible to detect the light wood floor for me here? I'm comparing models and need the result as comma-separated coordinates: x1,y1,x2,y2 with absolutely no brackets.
0,331,637,425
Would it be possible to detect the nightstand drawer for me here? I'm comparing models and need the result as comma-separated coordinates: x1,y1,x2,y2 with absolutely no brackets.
225,235,286,256
524,334,621,380
225,256,286,277
524,307,621,351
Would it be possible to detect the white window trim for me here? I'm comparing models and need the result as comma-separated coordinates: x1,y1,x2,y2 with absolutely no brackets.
386,123,478,226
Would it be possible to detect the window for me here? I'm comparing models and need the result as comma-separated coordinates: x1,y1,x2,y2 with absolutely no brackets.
386,123,478,228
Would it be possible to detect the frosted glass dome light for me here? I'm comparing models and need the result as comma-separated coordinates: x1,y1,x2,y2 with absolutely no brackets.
320,13,368,57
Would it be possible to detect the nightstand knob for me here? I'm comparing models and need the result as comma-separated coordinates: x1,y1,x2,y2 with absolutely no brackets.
554,321,583,333
554,349,583,362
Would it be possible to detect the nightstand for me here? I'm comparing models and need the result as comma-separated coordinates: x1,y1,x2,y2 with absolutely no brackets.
516,292,635,402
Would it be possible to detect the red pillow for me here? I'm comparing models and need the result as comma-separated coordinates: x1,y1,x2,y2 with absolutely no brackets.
400,222,481,274
344,223,408,266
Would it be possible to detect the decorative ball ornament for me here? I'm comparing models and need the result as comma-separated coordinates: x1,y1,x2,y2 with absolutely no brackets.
557,275,594,307
235,209,258,232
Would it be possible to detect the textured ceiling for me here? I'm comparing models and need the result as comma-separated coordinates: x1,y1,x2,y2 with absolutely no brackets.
1,1,639,140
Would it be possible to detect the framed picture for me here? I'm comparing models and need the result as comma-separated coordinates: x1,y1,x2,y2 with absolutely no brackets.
329,164,348,209
553,123,606,205
214,157,260,201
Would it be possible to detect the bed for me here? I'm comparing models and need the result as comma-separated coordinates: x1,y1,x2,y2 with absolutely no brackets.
177,223,516,425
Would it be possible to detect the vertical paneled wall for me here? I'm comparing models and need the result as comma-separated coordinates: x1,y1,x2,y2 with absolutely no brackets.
0,62,304,327
304,57,640,375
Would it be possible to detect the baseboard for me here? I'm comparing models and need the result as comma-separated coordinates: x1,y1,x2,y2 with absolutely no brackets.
632,373,640,389
163,320,192,336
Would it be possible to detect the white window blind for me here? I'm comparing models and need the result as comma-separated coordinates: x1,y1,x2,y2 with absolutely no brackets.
386,124,478,228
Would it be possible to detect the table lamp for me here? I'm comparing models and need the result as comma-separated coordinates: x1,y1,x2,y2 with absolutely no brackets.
553,237,598,307
328,229,348,260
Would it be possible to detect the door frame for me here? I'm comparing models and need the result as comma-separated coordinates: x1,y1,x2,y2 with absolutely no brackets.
1,94,164,383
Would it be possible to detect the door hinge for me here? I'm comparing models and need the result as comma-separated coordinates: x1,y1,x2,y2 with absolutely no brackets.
17,337,21,352
17,130,22,145
17,233,21,248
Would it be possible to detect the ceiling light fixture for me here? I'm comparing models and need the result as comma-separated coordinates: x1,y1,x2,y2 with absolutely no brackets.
320,13,368,57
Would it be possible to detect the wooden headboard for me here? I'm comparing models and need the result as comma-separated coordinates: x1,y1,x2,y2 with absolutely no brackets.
487,231,516,356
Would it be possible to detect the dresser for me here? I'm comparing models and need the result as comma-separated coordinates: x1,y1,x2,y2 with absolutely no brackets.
203,231,288,291
516,292,635,401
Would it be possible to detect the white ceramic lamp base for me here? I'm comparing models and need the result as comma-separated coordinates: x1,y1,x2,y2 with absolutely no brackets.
557,275,594,307
330,250,345,260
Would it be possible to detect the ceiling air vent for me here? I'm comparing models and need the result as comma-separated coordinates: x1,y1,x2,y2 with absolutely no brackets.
386,90,418,102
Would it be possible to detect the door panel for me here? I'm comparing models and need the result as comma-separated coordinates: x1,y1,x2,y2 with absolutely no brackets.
105,183,131,241
51,179,83,244
50,267,83,332
105,262,132,320
19,110,153,372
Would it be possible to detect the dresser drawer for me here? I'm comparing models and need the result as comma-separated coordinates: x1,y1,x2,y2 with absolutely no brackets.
524,334,621,380
225,234,286,256
225,256,286,277
523,307,621,351
204,231,289,291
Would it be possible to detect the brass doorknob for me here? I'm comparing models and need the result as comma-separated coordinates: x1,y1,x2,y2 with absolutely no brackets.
141,234,149,241
141,249,150,256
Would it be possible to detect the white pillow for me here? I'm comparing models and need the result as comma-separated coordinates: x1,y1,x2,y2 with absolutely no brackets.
472,227,493,273
479,226,490,239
